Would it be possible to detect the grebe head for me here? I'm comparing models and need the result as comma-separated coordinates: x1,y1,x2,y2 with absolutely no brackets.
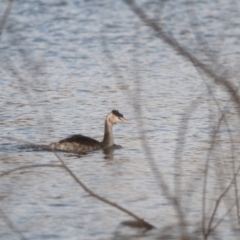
107,110,131,125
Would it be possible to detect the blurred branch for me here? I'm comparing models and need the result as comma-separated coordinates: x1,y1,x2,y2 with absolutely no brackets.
0,164,63,177
124,1,240,237
174,99,199,201
0,152,154,229
0,208,27,240
0,0,14,37
202,113,223,235
101,26,188,236
53,152,155,230
1,135,155,229
211,202,236,233
124,0,240,110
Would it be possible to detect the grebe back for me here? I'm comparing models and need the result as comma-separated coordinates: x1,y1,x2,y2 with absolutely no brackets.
49,110,131,153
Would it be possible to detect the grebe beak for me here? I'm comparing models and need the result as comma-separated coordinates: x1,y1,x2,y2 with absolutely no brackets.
119,117,132,123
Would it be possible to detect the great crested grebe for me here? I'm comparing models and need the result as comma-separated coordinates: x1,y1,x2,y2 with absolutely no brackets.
49,110,131,154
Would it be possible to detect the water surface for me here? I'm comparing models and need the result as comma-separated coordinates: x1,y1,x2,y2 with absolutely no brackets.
1,0,240,239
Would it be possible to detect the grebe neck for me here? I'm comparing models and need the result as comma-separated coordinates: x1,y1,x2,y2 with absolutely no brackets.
101,119,114,148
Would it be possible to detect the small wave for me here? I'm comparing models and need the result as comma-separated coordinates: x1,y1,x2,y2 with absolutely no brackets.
0,143,51,153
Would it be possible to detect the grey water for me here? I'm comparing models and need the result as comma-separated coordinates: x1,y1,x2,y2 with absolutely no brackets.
1,0,240,239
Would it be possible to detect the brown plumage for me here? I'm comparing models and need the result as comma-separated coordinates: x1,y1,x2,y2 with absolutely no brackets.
49,110,131,154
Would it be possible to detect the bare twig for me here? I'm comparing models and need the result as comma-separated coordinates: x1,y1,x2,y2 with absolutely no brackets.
0,154,154,229
53,152,155,230
0,164,63,177
0,0,14,37
0,208,27,240
204,145,240,239
1,135,154,229
174,99,199,202
124,1,240,238
124,0,240,112
202,113,224,236
211,203,236,233
101,18,188,238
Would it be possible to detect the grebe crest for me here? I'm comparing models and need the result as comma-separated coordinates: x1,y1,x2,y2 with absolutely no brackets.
107,110,131,125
